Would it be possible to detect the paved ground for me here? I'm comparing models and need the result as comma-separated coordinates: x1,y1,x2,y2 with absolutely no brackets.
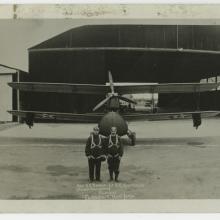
0,118,220,199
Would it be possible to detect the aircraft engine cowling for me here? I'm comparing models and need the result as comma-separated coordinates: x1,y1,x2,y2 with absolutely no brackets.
98,112,128,136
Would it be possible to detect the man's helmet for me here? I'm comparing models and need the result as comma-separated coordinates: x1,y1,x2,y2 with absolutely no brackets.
93,126,100,135
111,127,117,134
93,126,100,132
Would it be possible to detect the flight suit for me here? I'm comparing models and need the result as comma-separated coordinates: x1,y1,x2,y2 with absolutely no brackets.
106,134,123,181
85,134,106,181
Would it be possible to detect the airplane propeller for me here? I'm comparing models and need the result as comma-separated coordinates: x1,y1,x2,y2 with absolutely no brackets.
108,71,115,93
93,96,112,112
92,71,137,111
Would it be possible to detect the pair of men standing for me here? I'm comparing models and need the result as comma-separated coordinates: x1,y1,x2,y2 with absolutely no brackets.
85,126,123,182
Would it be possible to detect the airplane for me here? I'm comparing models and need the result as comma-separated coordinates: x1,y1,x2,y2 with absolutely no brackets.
8,71,220,146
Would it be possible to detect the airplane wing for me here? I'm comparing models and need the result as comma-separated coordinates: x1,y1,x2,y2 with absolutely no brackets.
8,110,103,123
8,82,109,95
8,82,219,94
9,110,220,123
114,83,220,94
123,111,220,121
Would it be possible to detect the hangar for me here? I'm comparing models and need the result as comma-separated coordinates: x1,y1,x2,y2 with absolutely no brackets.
21,25,220,113
0,64,26,122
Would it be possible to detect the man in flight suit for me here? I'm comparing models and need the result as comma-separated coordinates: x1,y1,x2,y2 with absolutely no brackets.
106,127,123,182
85,126,106,182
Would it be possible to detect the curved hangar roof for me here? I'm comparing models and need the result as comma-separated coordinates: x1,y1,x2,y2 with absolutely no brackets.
29,25,220,83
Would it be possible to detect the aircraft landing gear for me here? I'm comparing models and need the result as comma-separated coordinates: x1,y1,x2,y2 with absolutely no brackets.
25,112,34,128
127,130,136,146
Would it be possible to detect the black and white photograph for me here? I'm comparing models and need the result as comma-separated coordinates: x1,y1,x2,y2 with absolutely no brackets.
1,5,220,210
